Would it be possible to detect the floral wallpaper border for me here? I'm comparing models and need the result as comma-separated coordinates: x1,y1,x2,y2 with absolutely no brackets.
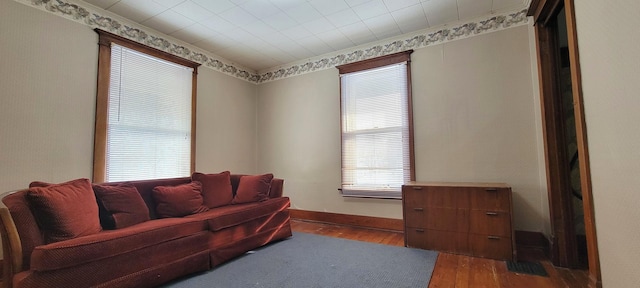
16,0,530,84
258,9,530,83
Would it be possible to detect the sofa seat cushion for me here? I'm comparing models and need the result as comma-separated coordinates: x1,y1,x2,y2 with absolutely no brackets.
186,197,290,231
30,217,206,272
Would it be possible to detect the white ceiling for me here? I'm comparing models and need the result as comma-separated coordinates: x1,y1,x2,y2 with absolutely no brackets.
82,0,529,72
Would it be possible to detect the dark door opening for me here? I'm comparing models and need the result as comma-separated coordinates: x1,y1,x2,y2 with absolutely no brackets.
554,7,588,268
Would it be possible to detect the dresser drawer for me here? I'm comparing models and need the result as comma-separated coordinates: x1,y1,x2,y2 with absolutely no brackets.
469,187,511,211
405,207,469,232
406,228,468,254
403,185,469,208
468,210,511,237
468,234,513,260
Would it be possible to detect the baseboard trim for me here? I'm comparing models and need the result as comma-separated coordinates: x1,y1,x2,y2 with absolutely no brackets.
289,209,404,232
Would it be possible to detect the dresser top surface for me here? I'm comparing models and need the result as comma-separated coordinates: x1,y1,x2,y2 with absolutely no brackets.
404,181,510,188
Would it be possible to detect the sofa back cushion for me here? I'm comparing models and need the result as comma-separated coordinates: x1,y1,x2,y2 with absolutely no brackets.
232,174,273,204
101,177,191,220
152,181,209,218
229,175,284,199
26,178,102,243
192,171,233,208
93,184,150,229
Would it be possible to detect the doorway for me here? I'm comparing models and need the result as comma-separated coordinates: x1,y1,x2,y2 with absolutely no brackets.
527,0,601,287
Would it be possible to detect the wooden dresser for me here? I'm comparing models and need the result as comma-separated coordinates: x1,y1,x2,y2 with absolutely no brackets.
402,182,516,261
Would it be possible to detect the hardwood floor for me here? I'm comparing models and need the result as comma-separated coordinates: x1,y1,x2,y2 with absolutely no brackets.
290,219,590,288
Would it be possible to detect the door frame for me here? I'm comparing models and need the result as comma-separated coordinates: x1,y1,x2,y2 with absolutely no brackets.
527,0,601,287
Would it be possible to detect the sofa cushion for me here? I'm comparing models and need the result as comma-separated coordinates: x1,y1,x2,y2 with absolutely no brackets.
93,184,150,229
29,217,206,272
152,181,209,218
26,178,102,243
192,171,233,208
187,197,290,231
232,174,273,204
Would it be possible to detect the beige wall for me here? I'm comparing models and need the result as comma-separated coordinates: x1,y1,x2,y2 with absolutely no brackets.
257,25,549,232
0,0,97,191
195,68,258,174
574,1,640,287
0,0,258,193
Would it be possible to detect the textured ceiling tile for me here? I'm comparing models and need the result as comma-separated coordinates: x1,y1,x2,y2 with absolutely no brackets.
152,0,186,8
325,9,361,27
391,4,429,33
303,17,337,34
309,0,350,16
170,23,218,44
172,1,215,22
192,0,236,14
352,0,389,20
284,2,324,24
421,0,458,27
344,0,372,7
240,0,281,18
199,15,236,33
281,26,314,40
219,6,259,27
382,0,420,12
108,0,167,23
339,21,376,45
263,12,299,30
142,9,195,35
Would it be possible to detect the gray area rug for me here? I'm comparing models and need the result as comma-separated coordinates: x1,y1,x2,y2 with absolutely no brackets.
161,232,438,288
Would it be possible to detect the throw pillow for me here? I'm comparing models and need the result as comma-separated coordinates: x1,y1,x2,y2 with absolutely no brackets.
152,181,209,218
27,178,102,243
191,171,233,208
232,174,273,204
92,184,150,230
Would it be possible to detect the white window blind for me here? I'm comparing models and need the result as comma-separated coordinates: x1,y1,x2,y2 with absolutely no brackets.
106,44,193,182
340,63,411,198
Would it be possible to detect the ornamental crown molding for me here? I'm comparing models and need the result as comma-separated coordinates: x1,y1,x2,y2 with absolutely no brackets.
15,0,530,85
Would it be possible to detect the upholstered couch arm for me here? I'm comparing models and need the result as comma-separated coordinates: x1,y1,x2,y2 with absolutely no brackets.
0,191,24,288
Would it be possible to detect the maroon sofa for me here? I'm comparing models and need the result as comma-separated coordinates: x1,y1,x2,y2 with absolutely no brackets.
0,173,292,288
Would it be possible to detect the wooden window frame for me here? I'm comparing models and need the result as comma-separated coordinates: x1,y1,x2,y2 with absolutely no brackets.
336,50,416,198
93,29,200,183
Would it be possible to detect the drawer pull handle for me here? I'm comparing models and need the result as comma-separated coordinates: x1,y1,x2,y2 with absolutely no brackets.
485,212,498,216
487,236,500,240
415,229,425,233
412,187,423,190
413,208,424,212
485,188,498,192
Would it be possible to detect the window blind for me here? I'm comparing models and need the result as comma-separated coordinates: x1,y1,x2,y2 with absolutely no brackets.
106,44,193,182
340,63,411,198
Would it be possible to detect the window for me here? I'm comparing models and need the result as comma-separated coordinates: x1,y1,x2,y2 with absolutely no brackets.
337,50,415,199
93,29,200,182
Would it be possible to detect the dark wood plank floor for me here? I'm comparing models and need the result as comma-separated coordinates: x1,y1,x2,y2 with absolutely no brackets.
291,219,589,288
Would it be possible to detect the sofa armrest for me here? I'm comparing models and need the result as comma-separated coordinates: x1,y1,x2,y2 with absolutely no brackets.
269,178,284,198
0,191,24,288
